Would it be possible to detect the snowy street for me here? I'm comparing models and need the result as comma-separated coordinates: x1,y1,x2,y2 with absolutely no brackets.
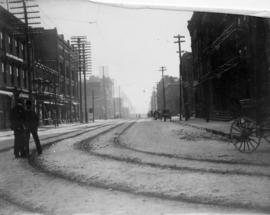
1,119,270,214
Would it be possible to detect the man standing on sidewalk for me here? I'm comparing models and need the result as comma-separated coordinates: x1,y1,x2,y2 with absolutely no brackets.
25,100,42,155
10,98,27,158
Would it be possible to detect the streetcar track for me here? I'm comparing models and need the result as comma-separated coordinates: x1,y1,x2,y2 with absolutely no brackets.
25,158,270,214
0,189,47,214
28,118,270,214
0,122,118,213
84,121,270,178
0,122,113,154
10,120,270,213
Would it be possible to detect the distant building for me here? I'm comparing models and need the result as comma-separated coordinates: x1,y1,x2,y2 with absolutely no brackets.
85,75,114,120
156,75,179,114
165,83,179,116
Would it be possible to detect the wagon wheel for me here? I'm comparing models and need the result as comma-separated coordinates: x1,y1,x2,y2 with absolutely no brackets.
230,117,260,153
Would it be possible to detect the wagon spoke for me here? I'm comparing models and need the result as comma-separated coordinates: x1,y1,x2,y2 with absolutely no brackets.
248,139,255,148
238,141,244,151
246,141,251,152
232,126,241,132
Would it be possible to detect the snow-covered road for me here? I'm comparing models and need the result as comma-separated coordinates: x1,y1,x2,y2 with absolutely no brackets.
1,119,270,214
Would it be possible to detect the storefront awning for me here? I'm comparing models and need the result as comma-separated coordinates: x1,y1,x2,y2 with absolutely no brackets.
0,90,13,97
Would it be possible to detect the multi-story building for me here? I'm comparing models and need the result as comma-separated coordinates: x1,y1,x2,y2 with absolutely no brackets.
165,83,179,116
0,5,31,128
85,75,114,120
188,12,270,121
156,75,179,114
0,4,81,128
32,28,80,123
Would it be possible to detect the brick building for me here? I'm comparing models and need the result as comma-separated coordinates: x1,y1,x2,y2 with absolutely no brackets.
0,6,31,128
0,5,80,128
32,28,80,123
188,12,270,121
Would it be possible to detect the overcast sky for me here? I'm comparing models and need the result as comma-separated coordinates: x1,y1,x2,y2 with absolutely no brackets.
18,0,270,113
33,0,192,113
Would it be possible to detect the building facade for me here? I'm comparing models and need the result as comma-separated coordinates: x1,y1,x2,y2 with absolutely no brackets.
0,5,80,128
33,29,80,124
188,12,270,121
0,6,31,128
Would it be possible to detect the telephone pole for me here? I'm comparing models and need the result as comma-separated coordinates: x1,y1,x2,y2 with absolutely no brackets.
102,66,107,120
159,66,166,111
71,36,91,123
9,0,41,101
174,34,185,120
119,86,121,118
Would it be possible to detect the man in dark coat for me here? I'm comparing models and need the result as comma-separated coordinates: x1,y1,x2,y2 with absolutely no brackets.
25,100,42,155
10,98,27,158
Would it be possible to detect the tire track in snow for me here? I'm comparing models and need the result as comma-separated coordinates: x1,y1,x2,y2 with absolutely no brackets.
24,120,270,213
77,122,270,178
0,189,47,214
0,122,117,213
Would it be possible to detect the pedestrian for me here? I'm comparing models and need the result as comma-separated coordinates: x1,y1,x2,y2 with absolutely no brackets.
10,98,28,158
25,100,42,155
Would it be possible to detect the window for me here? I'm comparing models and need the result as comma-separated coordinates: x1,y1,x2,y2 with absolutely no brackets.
22,69,27,88
17,67,21,87
11,66,14,85
0,63,3,73
21,43,25,60
8,36,12,53
3,63,7,83
15,40,19,56
0,32,3,49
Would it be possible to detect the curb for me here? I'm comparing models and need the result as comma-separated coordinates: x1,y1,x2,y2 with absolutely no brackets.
171,119,231,139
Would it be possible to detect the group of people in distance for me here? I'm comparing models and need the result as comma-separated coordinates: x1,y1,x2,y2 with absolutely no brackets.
10,99,42,158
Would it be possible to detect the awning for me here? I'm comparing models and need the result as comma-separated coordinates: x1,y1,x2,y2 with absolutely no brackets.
0,90,13,97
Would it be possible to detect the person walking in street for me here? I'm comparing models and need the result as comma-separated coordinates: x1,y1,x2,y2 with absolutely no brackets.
10,98,28,158
25,100,42,155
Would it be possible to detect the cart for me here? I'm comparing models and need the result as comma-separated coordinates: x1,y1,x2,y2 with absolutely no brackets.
230,98,270,153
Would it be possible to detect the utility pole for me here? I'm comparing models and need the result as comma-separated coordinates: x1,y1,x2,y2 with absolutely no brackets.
9,0,41,102
159,66,166,111
102,66,107,119
82,43,88,123
71,36,91,123
113,80,116,118
174,34,185,120
92,89,95,122
119,86,121,118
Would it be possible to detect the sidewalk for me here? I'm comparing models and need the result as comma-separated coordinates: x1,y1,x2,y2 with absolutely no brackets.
173,117,232,137
0,122,90,138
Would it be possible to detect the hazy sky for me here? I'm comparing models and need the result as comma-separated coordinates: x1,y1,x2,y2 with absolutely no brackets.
34,0,192,113
31,0,269,113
